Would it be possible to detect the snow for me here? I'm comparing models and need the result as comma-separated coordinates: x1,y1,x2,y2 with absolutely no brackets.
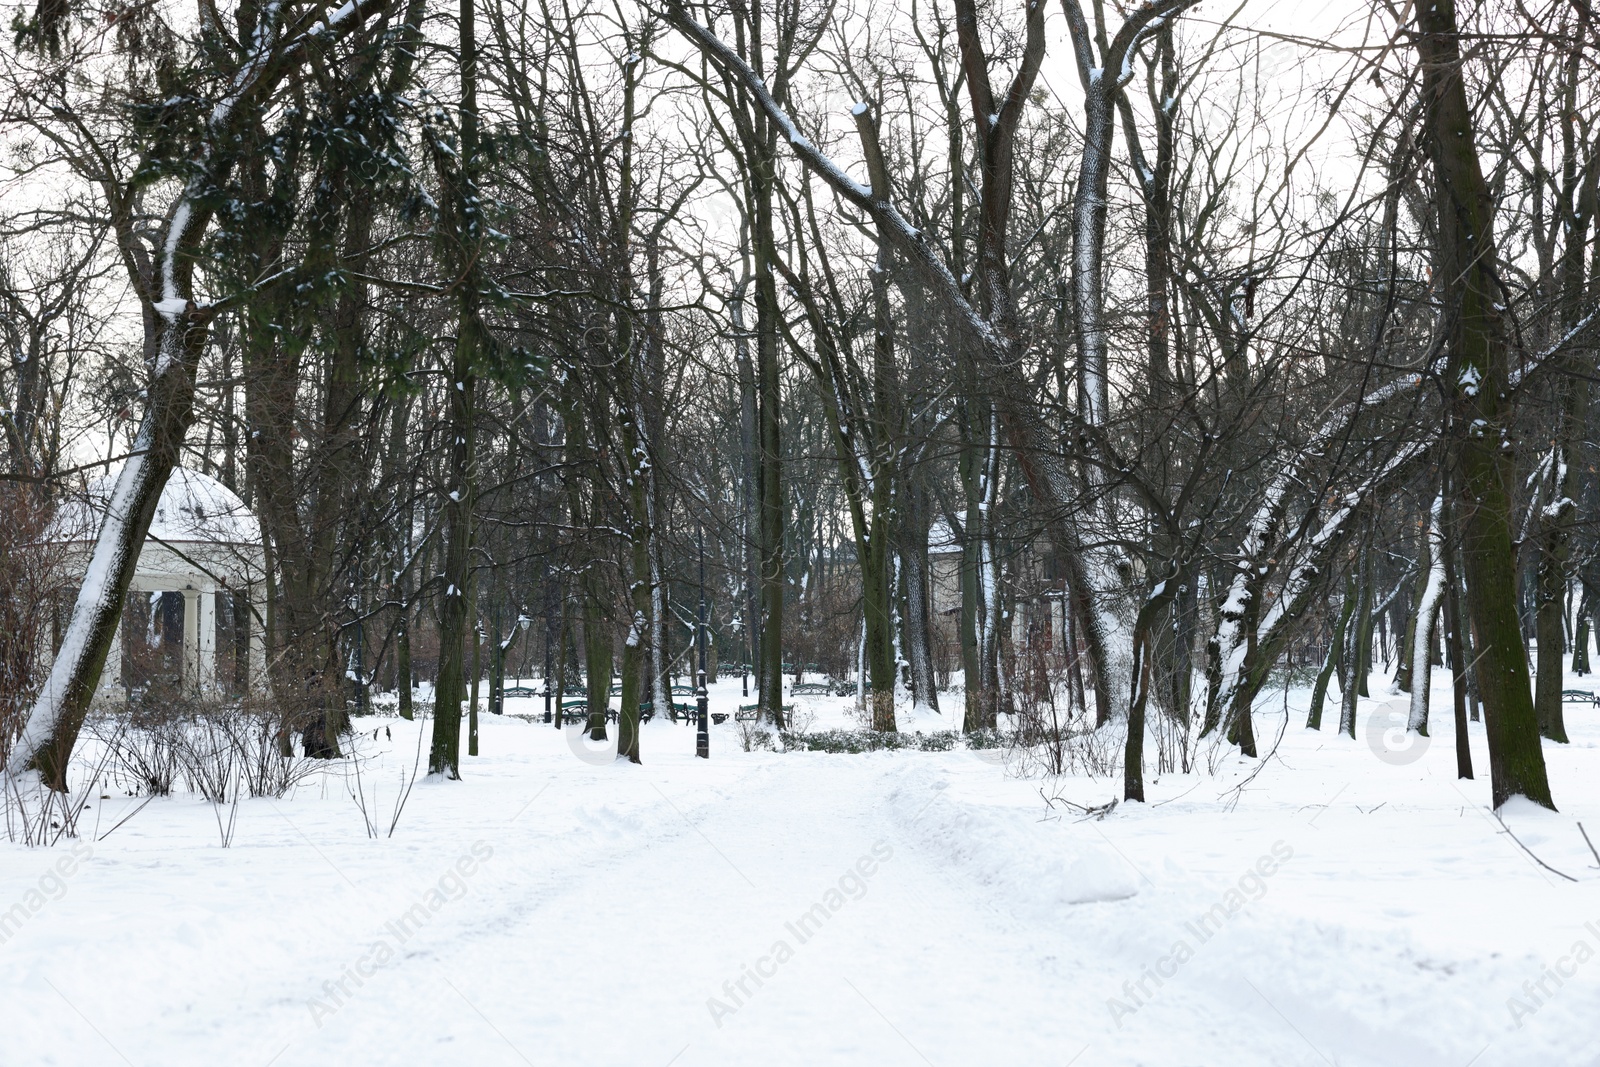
48,464,262,547
160,201,193,313
6,670,1600,1064
5,440,155,777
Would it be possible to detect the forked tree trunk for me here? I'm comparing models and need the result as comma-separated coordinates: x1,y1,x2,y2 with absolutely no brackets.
1417,0,1554,808
1307,576,1357,731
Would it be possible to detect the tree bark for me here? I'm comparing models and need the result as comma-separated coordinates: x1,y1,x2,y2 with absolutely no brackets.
1308,575,1356,731
1416,0,1555,808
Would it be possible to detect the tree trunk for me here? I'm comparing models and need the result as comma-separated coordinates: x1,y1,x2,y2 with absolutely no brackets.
428,353,476,778
1308,576,1356,731
754,170,786,730
1408,494,1446,736
1338,562,1363,740
583,569,612,742
959,398,986,732
1125,573,1181,801
1443,492,1474,779
899,490,939,715
6,310,208,787
1394,519,1426,694
1417,0,1555,808
467,580,481,758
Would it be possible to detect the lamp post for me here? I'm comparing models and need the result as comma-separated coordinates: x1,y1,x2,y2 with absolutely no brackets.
543,564,556,726
348,585,366,717
493,613,530,715
696,524,709,759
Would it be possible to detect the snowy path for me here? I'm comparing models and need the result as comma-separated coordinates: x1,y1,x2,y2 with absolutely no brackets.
6,682,1600,1066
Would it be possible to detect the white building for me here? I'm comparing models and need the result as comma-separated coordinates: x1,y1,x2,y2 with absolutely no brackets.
46,466,268,703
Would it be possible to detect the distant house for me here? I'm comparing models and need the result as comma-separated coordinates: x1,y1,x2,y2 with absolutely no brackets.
924,512,1072,677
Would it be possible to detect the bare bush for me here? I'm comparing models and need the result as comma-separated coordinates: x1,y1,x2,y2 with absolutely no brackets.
0,486,68,769
89,696,319,802
2,732,120,846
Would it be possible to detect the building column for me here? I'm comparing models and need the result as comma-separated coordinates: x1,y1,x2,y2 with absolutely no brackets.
248,583,269,694
183,589,201,693
197,588,217,696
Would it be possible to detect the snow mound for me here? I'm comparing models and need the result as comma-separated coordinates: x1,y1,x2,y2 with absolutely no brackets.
887,768,1138,909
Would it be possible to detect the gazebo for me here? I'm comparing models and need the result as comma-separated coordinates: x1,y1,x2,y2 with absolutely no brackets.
48,465,268,703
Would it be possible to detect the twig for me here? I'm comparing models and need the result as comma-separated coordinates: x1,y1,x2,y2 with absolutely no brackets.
1040,787,1118,821
1493,811,1578,882
1151,780,1201,808
97,795,155,842
1579,822,1600,869
388,718,427,838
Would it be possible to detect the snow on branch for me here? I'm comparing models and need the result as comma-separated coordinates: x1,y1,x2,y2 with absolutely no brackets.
661,4,1002,356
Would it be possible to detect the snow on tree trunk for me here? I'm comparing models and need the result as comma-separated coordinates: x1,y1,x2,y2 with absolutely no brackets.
4,0,348,786
6,413,181,787
1409,495,1446,734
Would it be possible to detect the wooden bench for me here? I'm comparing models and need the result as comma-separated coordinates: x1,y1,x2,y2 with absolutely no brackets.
502,686,538,698
737,703,793,723
559,701,587,724
641,700,695,723
1561,689,1597,705
792,682,832,696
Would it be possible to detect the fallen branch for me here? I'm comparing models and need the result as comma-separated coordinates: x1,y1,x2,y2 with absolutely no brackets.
1579,822,1600,869
1494,811,1578,882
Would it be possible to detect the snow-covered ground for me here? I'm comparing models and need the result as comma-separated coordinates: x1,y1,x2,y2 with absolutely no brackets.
4,671,1600,1066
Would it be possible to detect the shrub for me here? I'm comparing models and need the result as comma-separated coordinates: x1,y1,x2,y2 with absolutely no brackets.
778,729,963,753
963,728,1006,750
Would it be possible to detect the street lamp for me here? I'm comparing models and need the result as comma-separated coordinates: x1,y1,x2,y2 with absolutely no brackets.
696,524,709,759
492,613,531,716
543,563,556,727
348,586,366,717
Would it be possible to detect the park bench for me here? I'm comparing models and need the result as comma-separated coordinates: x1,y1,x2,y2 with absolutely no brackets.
502,686,537,698
556,700,617,724
640,700,696,722
1561,689,1597,706
791,682,832,696
737,703,793,723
